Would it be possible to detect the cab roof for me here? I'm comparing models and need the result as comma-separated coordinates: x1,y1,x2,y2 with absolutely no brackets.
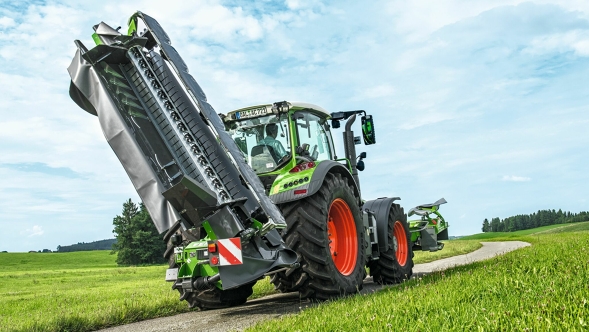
226,101,330,122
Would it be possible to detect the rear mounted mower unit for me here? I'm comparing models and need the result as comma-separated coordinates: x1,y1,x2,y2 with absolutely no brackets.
409,198,449,252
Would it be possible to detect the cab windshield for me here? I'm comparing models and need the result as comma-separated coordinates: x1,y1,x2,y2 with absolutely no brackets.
294,112,333,161
226,115,291,174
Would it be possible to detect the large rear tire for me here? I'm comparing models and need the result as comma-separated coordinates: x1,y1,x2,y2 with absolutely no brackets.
368,204,414,284
271,173,366,300
164,221,253,309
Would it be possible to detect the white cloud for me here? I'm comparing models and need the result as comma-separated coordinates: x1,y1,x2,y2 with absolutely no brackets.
525,30,589,56
23,225,44,237
286,0,303,10
502,175,532,182
0,16,15,28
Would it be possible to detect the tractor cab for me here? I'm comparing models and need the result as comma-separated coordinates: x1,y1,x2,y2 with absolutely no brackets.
223,102,336,175
222,101,376,197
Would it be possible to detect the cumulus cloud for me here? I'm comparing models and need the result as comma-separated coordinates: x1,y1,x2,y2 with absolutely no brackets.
23,225,44,237
0,16,15,28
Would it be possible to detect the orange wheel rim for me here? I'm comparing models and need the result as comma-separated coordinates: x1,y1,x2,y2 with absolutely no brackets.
327,198,358,276
393,221,408,266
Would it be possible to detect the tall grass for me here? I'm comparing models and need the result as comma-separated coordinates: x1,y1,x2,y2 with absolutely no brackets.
248,231,589,331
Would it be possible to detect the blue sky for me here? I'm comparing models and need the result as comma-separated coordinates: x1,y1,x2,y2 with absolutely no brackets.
0,0,588,252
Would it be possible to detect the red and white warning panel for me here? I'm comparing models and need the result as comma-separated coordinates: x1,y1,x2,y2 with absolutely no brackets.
208,238,243,266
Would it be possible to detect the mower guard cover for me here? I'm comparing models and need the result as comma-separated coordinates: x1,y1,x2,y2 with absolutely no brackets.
67,12,296,288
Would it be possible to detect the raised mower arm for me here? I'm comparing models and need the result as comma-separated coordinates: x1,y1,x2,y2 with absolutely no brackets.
408,198,449,252
67,12,297,291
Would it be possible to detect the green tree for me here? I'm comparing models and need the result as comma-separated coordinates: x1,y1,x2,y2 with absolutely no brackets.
111,199,166,265
482,218,490,232
490,217,500,232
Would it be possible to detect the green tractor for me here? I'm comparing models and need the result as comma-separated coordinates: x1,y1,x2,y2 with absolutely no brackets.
222,103,413,296
67,11,449,310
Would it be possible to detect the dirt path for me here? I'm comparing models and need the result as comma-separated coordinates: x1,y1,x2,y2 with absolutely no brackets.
99,241,530,332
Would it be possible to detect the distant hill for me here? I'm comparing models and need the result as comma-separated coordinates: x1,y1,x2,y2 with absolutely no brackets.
57,239,116,252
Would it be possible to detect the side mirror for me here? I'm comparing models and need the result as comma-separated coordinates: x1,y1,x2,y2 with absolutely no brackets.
356,152,366,171
331,119,340,129
361,115,375,145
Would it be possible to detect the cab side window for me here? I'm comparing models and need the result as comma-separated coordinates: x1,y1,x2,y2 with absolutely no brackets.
295,113,332,161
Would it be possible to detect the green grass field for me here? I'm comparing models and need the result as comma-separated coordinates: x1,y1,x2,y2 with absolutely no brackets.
0,252,187,332
0,251,279,332
247,229,589,331
536,221,589,234
460,222,589,240
0,239,483,331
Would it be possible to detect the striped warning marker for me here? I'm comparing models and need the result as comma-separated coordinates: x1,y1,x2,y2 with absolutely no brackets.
217,238,243,266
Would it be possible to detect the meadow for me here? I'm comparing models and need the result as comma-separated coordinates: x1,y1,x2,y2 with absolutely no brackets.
459,222,589,240
248,223,589,331
0,239,480,331
0,251,277,332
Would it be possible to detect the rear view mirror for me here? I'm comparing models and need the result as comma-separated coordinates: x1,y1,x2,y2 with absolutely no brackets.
361,115,375,145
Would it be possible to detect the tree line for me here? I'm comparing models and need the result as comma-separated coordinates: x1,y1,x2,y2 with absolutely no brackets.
482,209,589,232
56,239,116,252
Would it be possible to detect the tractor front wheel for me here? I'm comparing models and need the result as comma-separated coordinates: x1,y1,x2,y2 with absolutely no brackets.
368,204,414,284
271,172,366,300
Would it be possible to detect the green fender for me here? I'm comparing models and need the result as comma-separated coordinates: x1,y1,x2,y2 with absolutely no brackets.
269,160,360,204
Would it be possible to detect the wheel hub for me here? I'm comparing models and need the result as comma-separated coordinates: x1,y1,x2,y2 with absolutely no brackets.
392,220,408,266
327,198,358,276
392,235,398,252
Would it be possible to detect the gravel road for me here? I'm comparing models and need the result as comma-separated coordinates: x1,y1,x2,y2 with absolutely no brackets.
99,241,530,332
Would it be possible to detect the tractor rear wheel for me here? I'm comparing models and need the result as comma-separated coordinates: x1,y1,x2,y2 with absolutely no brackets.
163,221,253,309
368,204,414,284
271,172,366,300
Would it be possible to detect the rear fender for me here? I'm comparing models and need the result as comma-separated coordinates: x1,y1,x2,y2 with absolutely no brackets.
363,197,401,253
269,160,359,204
